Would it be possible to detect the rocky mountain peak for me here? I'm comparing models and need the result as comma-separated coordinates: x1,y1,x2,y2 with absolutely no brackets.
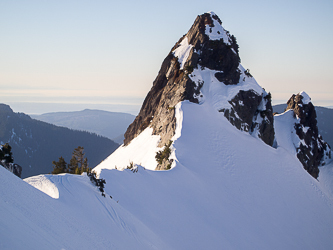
123,12,275,169
286,92,331,178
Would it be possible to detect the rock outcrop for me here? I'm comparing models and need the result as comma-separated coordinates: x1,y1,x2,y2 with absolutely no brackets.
0,161,22,178
124,11,275,170
0,142,22,178
286,92,331,178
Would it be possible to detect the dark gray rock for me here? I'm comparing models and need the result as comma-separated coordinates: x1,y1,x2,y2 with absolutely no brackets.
219,90,275,146
286,93,331,178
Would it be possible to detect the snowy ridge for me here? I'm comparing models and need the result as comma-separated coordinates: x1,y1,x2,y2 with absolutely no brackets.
25,174,59,199
1,167,168,249
300,91,311,104
94,100,333,249
94,127,161,173
2,99,333,249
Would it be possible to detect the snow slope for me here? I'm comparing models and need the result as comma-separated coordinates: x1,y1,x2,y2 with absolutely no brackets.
0,169,168,250
1,99,333,249
94,100,333,250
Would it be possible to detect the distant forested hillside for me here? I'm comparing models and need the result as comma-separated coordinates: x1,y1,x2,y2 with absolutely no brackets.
0,104,119,178
31,109,135,144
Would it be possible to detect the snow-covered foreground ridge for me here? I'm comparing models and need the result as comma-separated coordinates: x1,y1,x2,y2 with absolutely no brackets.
2,100,333,249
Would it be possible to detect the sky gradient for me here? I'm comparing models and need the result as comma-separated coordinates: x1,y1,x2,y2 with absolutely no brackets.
1,0,332,115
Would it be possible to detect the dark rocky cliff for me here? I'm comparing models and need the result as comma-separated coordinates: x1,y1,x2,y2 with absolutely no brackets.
286,92,331,178
124,12,275,171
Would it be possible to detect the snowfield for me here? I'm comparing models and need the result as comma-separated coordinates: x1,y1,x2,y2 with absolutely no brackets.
95,100,333,249
2,98,332,249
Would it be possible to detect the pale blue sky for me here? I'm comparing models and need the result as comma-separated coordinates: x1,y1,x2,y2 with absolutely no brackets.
1,0,332,114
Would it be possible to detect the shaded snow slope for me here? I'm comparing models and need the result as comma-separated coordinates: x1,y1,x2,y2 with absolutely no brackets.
95,100,333,249
274,110,300,155
0,168,168,250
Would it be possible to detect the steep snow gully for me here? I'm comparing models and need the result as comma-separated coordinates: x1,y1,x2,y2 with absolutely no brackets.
1,11,333,250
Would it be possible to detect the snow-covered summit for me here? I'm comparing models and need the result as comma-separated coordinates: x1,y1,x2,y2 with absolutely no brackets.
299,91,311,104
122,12,274,171
204,11,232,44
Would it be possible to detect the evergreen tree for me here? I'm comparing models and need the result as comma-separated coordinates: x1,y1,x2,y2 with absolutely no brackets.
71,146,90,174
68,156,78,174
51,146,91,175
51,157,67,174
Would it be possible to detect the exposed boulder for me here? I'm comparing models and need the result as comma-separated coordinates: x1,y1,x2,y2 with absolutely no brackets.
286,92,331,178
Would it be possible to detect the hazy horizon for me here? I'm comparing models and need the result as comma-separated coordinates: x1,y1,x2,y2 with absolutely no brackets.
1,0,333,115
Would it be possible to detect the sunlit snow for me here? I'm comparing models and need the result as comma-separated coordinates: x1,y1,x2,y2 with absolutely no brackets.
172,36,193,70
300,91,311,104
205,11,231,44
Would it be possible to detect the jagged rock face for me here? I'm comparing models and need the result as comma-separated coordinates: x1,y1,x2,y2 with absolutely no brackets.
124,12,275,169
286,92,331,178
219,90,275,146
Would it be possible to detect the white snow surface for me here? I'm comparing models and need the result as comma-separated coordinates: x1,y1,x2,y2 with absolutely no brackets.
274,110,301,156
95,100,333,249
24,174,59,199
172,36,193,70
1,169,167,250
205,11,231,44
1,98,333,249
300,91,311,104
189,64,264,111
94,127,161,172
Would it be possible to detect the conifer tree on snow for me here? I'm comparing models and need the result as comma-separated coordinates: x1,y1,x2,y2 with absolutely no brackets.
51,146,91,175
51,157,67,174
